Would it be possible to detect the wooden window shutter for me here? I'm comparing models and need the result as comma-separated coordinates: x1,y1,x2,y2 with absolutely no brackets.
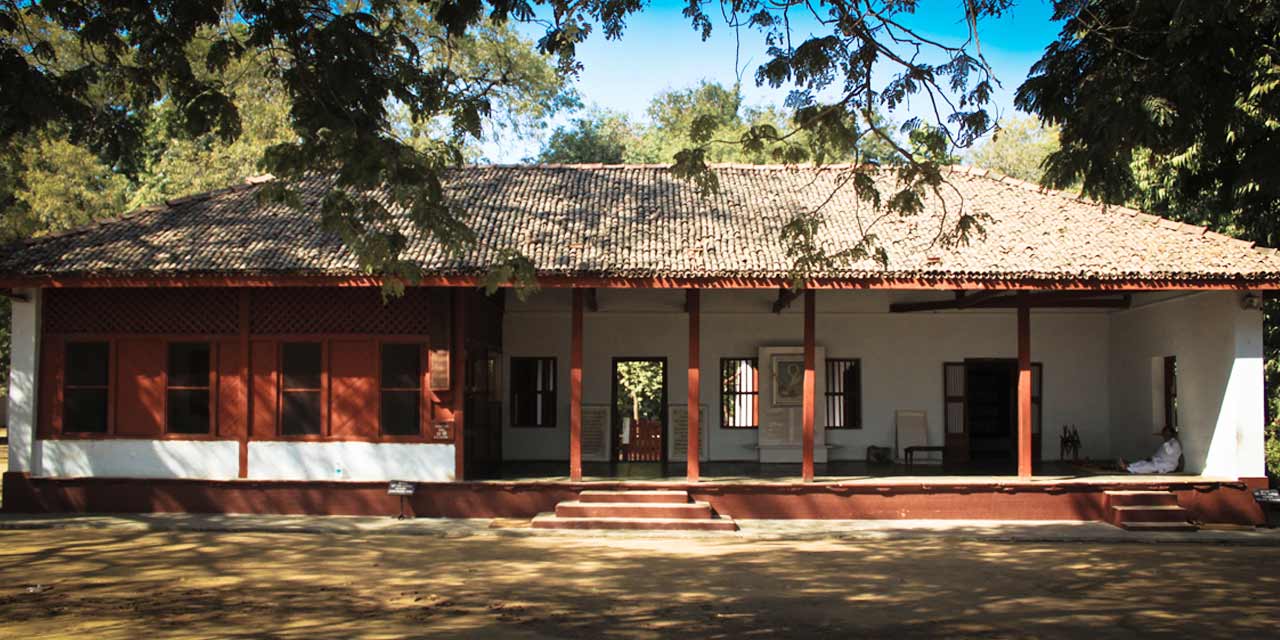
943,362,966,436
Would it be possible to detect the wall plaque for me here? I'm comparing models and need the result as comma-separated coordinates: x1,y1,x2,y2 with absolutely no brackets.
669,405,707,459
759,408,793,445
581,405,609,459
431,421,454,442
429,348,451,390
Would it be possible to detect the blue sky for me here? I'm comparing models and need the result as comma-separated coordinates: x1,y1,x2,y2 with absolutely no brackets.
482,1,1064,162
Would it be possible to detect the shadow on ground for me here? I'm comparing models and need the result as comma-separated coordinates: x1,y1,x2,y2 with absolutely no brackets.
0,526,1277,639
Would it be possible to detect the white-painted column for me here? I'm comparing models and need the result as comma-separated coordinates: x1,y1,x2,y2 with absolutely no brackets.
1228,299,1265,478
7,288,41,474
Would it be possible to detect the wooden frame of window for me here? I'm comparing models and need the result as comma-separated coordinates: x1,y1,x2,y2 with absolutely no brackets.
278,341,326,437
720,357,759,429
164,341,215,435
510,356,557,428
62,340,112,434
824,358,861,429
379,340,426,437
37,308,443,443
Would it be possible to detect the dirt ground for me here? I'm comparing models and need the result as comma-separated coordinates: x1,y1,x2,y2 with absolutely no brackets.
0,528,1277,639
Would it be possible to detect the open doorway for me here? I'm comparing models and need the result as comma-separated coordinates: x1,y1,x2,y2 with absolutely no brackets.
611,357,667,478
944,359,1043,473
967,360,1016,466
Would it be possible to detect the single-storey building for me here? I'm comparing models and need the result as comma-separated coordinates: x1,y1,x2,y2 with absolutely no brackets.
2,164,1275,528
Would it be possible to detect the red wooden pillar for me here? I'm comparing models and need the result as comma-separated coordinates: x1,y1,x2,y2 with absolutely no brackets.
238,289,250,479
1017,304,1033,478
686,289,701,482
453,288,467,481
570,288,584,482
802,289,816,482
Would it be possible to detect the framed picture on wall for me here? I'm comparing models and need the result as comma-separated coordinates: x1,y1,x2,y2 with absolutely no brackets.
772,354,805,406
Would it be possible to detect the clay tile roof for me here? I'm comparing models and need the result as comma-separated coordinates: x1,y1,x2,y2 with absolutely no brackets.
4,164,1280,286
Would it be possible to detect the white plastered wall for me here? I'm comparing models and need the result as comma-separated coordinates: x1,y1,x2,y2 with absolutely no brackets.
38,440,240,479
6,287,39,474
1108,292,1265,477
247,442,455,482
501,289,1114,463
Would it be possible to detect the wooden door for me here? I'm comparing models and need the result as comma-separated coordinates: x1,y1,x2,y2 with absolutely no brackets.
943,362,968,464
463,348,502,479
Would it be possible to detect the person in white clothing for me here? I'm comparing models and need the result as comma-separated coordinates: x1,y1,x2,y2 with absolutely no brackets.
1118,426,1182,474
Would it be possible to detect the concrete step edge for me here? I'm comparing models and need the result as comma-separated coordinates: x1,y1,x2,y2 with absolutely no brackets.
556,501,711,509
578,490,690,497
1120,522,1199,532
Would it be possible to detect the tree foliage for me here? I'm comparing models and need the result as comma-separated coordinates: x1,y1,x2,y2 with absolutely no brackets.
2,1,1011,291
616,360,663,422
1017,0,1280,475
537,81,901,166
537,109,635,164
0,2,570,388
967,116,1059,183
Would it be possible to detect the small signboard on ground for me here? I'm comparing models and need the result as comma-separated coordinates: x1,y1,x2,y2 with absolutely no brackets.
1254,489,1280,528
388,481,416,496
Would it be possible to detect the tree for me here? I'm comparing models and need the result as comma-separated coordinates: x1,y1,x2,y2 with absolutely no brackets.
537,109,635,163
0,133,128,241
0,5,571,393
967,116,1060,183
616,361,663,422
2,1,1012,291
537,81,903,166
1016,0,1280,474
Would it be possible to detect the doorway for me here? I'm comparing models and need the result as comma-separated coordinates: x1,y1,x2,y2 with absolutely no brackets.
966,360,1016,466
611,357,668,478
943,359,1043,472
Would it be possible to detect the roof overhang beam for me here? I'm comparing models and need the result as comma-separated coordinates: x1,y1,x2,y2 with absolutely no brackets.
890,291,1132,313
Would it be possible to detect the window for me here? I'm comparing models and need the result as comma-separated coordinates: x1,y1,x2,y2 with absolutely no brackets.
381,343,422,436
720,358,759,428
510,357,556,427
825,359,862,429
1163,356,1177,430
64,342,110,433
281,342,323,435
167,342,211,434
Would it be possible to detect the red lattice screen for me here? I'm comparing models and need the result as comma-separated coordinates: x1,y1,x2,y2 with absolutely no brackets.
44,288,239,335
250,287,436,335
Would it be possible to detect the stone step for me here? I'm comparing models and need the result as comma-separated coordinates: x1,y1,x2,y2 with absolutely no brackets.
1110,505,1191,525
1120,521,1200,533
577,490,691,504
1104,490,1180,507
555,501,713,519
531,514,738,531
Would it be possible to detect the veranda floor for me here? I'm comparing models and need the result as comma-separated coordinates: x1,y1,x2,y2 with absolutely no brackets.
472,459,1223,485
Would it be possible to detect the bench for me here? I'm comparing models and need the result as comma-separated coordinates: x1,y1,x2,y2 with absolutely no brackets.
905,445,945,467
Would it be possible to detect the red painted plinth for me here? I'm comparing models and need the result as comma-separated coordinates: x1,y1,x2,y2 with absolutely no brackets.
2,473,1268,526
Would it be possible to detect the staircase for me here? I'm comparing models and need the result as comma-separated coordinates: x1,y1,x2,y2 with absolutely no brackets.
1104,490,1198,532
531,490,738,531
